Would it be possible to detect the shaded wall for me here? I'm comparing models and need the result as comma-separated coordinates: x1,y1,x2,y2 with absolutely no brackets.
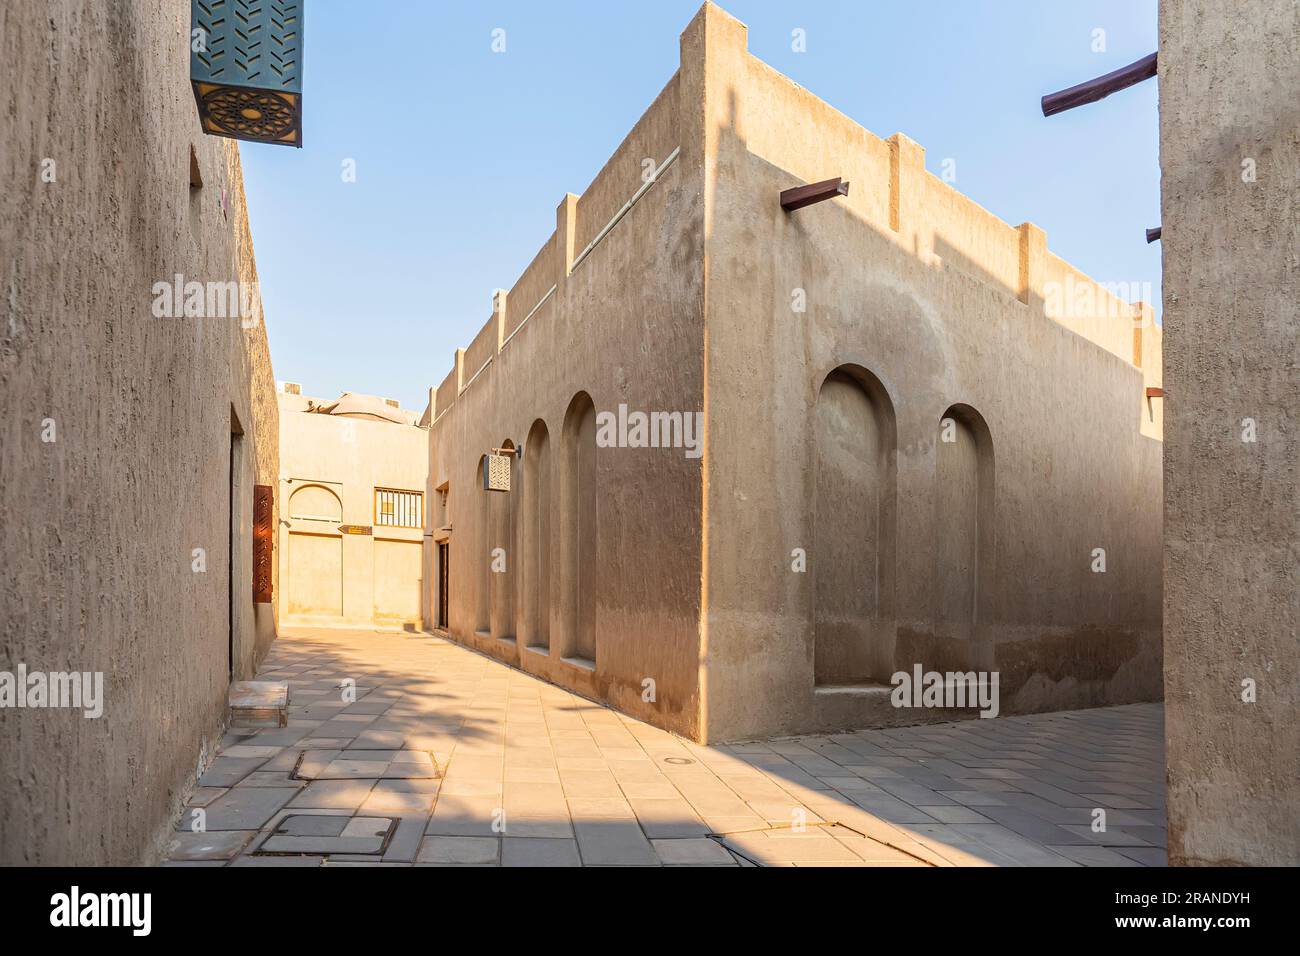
427,40,705,738
426,2,1167,745
0,2,278,863
1159,0,1300,866
696,5,1164,740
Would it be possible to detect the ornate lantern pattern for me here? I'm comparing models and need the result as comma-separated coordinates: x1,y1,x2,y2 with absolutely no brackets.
190,0,304,147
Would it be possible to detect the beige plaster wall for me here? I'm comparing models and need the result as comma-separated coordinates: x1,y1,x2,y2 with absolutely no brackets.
696,4,1164,740
0,2,278,863
278,396,429,630
1159,0,1300,866
427,37,706,738
428,3,1162,745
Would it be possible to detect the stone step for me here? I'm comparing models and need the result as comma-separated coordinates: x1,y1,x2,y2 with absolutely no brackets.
229,680,289,728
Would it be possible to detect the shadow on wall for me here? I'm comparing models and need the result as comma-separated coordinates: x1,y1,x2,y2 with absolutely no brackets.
708,72,1161,729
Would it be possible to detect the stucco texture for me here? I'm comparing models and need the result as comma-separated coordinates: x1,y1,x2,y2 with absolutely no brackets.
428,4,1163,744
1159,0,1299,866
697,6,1163,740
0,1,278,864
428,56,703,739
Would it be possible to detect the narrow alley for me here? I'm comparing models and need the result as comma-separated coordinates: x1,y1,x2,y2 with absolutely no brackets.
166,627,1167,867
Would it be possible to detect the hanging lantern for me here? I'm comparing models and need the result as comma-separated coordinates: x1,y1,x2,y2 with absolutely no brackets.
190,0,304,148
483,452,513,493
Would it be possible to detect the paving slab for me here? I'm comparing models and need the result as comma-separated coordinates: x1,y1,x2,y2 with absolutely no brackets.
719,830,861,865
198,756,268,788
573,820,660,866
166,830,255,861
183,787,298,831
417,836,501,865
382,817,428,863
502,838,583,867
652,838,737,865
1048,844,1145,866
288,779,378,811
628,798,711,839
160,627,1166,868
187,786,228,807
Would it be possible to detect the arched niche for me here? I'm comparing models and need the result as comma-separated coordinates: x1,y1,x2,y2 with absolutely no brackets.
522,420,551,652
813,365,898,686
559,392,597,667
934,403,994,647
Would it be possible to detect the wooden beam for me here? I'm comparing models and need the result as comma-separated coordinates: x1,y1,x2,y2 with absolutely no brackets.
1146,387,1164,399
1146,226,1162,243
1041,52,1157,117
781,177,850,212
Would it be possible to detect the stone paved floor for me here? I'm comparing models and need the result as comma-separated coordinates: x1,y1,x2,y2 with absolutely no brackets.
163,627,1167,867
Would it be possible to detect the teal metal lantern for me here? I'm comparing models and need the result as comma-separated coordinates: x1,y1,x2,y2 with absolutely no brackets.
190,1,304,147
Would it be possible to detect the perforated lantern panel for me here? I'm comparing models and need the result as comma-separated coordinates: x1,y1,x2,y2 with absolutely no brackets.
190,0,304,147
483,455,511,493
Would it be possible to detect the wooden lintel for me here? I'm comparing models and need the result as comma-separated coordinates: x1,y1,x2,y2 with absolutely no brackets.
781,177,850,212
1041,52,1158,117
1146,226,1162,243
1146,387,1164,399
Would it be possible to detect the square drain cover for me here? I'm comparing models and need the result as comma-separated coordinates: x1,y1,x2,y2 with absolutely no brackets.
255,815,397,856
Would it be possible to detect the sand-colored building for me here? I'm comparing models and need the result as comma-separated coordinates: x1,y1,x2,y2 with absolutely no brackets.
277,386,429,630
1159,0,1300,866
425,3,1164,743
0,2,279,863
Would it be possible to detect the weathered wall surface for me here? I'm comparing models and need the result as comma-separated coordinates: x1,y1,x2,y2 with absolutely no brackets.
278,394,429,629
697,5,1164,740
0,1,278,864
427,3,1164,745
1160,0,1300,866
428,32,705,738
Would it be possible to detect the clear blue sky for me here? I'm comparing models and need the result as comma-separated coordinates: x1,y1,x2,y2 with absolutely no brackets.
242,0,1161,413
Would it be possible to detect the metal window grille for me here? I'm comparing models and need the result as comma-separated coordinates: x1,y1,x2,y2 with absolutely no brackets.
374,488,422,528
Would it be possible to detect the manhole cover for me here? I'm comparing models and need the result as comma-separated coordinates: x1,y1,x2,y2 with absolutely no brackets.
254,815,398,857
